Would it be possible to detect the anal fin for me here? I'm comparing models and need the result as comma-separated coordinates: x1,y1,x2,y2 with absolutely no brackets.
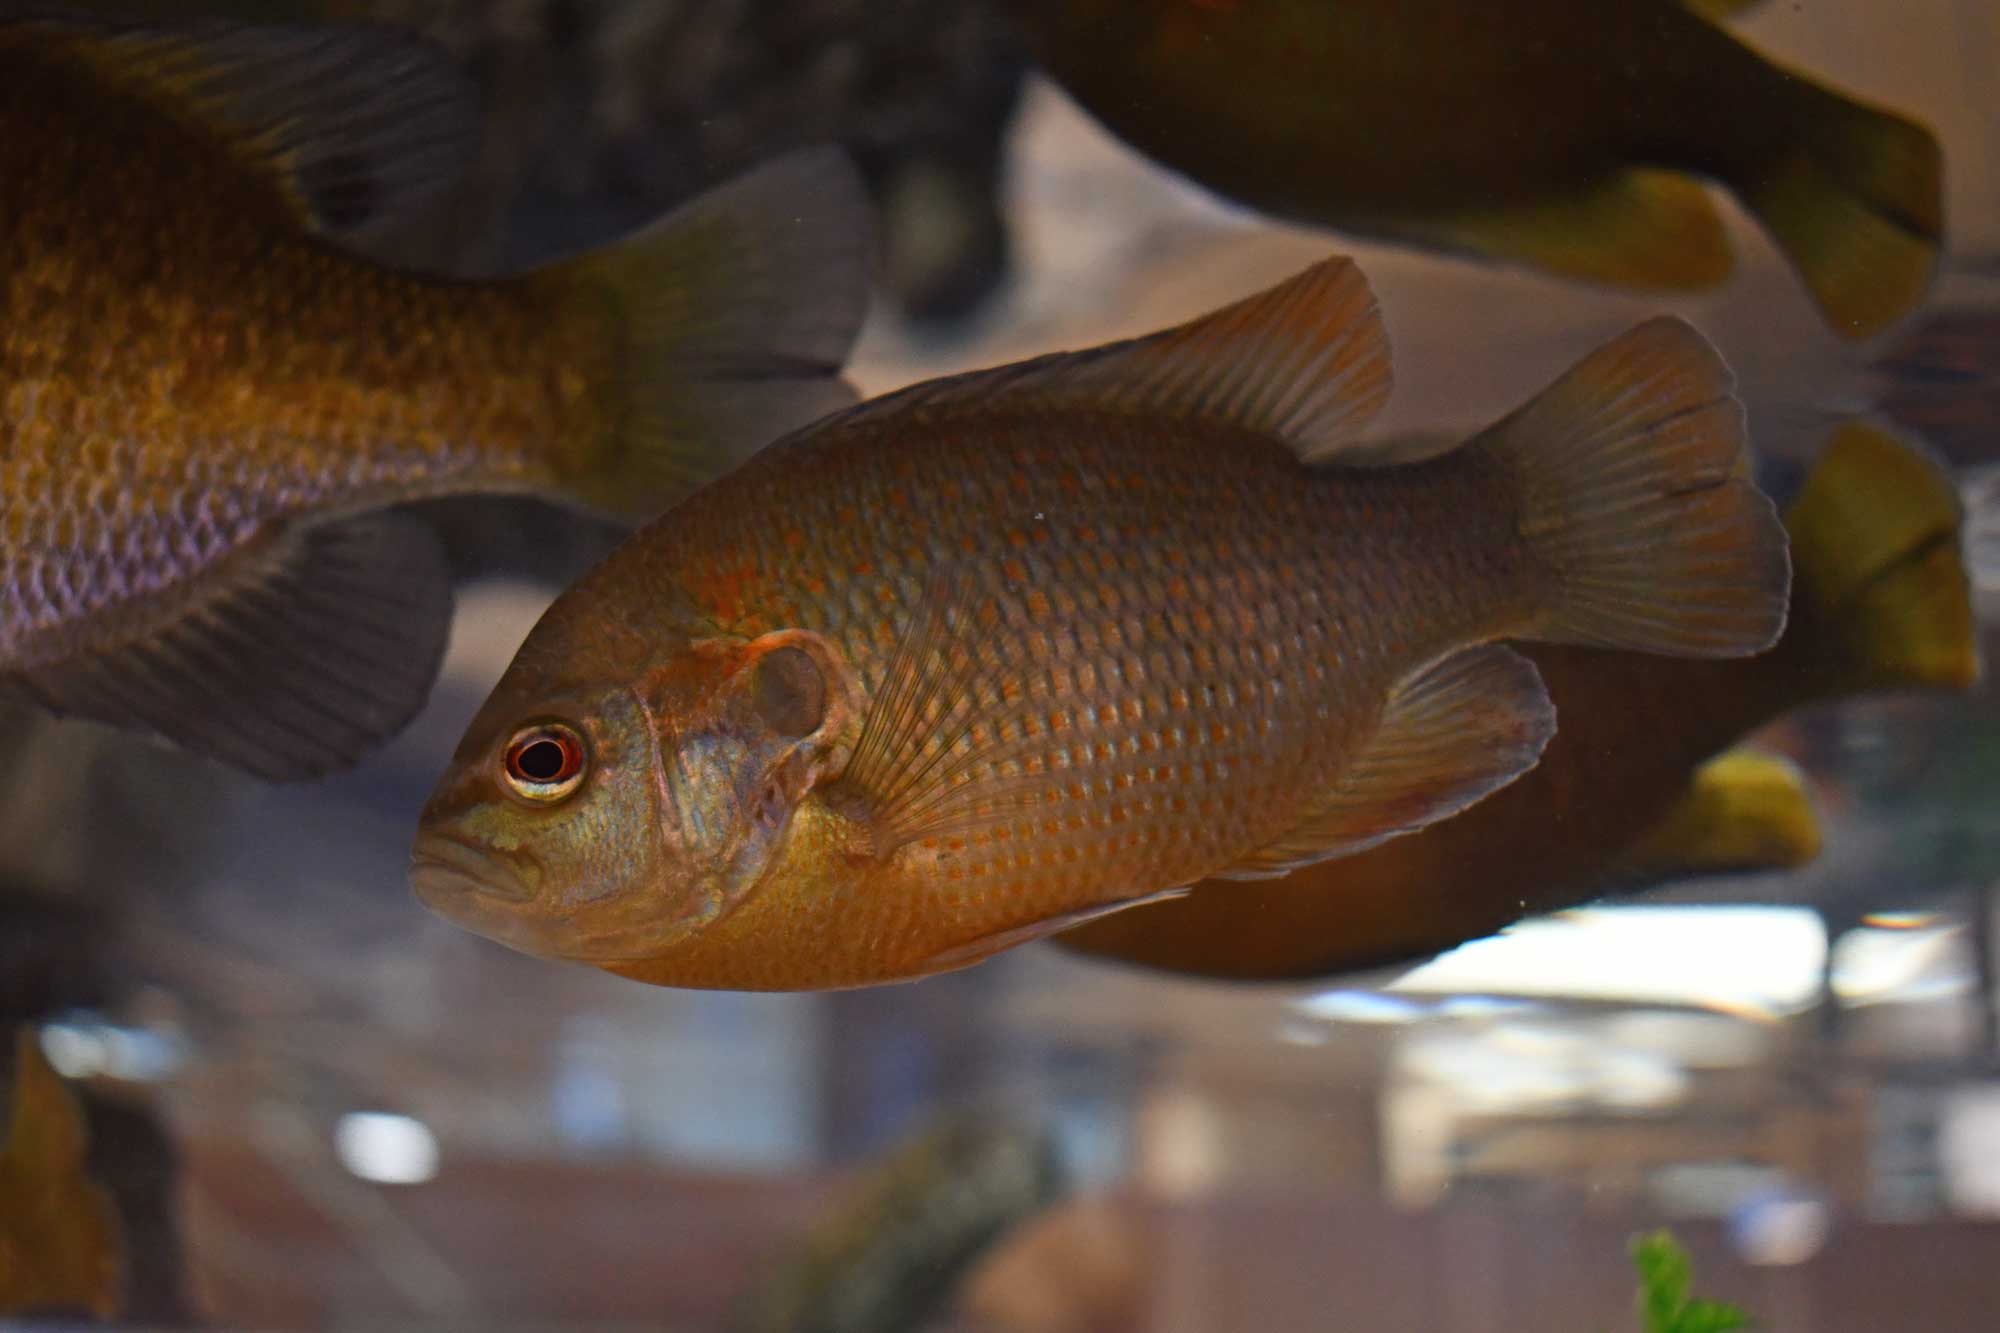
1610,749,1822,884
1212,644,1555,879
1397,168,1733,292
8,511,452,781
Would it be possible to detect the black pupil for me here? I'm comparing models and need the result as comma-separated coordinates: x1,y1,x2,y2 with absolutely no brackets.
516,738,568,783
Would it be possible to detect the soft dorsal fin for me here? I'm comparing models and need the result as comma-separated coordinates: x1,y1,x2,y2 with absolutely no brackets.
33,14,478,242
820,258,1392,459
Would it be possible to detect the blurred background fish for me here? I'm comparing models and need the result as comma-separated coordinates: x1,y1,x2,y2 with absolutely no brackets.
732,1114,1065,1333
1057,423,1980,980
413,258,1789,990
72,0,1031,326
0,13,872,781
1003,0,1943,340
0,1028,125,1322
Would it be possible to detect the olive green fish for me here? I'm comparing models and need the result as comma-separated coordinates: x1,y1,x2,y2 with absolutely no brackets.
1006,0,1943,339
0,13,872,779
413,256,1790,991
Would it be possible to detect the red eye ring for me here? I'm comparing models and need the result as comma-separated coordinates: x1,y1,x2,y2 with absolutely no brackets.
501,723,587,803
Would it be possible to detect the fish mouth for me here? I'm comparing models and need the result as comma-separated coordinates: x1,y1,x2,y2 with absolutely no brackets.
409,834,534,908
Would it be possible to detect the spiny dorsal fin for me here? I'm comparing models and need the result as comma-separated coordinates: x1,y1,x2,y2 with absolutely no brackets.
1211,644,1555,880
36,14,478,243
818,258,1391,460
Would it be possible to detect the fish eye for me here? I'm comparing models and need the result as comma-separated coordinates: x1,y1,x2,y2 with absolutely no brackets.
501,723,587,804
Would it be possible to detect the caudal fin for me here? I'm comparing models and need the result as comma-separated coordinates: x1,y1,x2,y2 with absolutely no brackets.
1785,422,1979,693
1478,317,1791,657
1735,78,1942,340
542,147,875,518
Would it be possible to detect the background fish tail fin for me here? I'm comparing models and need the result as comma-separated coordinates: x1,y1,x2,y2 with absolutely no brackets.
1485,317,1790,657
1610,748,1821,886
1733,77,1941,339
1785,421,1979,694
547,147,874,519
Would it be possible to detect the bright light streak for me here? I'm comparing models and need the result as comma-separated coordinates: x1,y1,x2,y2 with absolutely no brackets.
1389,907,1827,1015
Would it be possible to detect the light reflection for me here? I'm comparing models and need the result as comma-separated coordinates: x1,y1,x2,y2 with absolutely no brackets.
1731,1193,1833,1266
1938,1085,2000,1217
1830,920,1972,1005
334,1112,441,1186
1598,1011,1768,1070
1289,989,1425,1026
1389,907,1827,1015
1861,910,1948,930
1272,1018,1331,1046
39,1016,186,1082
1397,1021,1689,1115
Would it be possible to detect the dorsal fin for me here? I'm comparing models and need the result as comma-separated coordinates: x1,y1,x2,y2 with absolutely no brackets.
30,14,478,243
818,258,1393,459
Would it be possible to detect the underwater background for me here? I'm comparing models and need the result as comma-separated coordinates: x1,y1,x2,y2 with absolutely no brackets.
4,0,2000,1328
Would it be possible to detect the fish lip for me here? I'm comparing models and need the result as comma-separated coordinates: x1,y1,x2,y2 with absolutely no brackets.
408,834,534,905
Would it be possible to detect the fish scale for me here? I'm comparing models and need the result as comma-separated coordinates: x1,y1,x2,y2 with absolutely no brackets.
655,413,1517,918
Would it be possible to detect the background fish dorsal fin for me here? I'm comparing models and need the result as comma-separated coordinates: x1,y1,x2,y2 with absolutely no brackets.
43,15,479,243
1210,644,1555,880
823,258,1393,459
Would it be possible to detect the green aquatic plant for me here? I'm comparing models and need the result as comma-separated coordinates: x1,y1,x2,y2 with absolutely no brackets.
1630,1230,1754,1333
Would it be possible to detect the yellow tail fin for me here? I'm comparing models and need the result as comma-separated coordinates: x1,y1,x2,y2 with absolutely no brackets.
1735,76,1941,340
1784,422,1979,693
542,148,875,519
1613,748,1822,885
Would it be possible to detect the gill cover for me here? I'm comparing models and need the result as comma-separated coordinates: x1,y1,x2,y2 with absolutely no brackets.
648,630,855,929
